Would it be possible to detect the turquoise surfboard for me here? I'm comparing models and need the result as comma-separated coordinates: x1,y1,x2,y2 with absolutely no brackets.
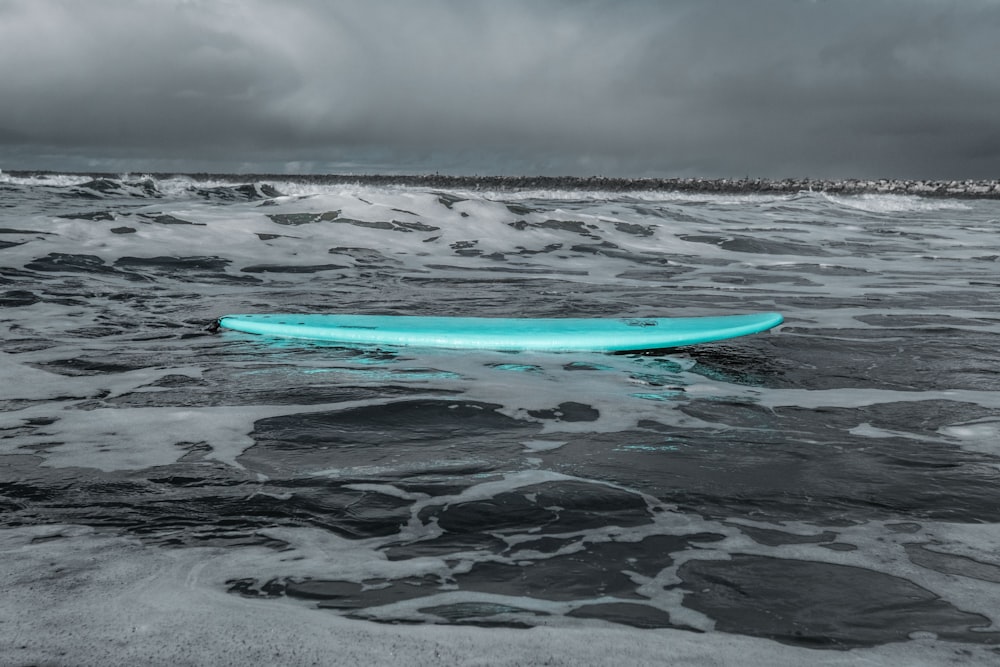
217,312,783,352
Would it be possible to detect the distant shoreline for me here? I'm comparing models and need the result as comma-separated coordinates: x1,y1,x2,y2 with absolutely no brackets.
7,170,1000,198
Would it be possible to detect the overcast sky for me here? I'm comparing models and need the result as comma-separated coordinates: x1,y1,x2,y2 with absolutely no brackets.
2,0,999,178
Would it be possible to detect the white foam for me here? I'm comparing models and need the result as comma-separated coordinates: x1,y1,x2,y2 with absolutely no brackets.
0,172,93,187
3,525,997,666
939,418,1000,457
521,439,568,451
0,352,203,402
759,387,1000,411
849,423,940,442
704,517,1000,633
830,193,973,213
2,395,446,472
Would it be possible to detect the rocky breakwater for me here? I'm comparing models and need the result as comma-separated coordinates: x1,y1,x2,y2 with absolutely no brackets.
9,171,1000,198
213,174,1000,199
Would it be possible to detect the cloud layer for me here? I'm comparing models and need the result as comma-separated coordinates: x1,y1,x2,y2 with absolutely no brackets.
2,0,999,177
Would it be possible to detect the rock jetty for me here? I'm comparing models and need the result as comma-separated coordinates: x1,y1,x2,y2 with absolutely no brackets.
11,171,1000,198
168,174,1000,198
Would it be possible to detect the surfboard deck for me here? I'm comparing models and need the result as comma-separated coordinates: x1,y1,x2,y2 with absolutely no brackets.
217,312,783,352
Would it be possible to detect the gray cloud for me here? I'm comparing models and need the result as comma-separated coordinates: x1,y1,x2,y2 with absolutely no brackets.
2,0,999,177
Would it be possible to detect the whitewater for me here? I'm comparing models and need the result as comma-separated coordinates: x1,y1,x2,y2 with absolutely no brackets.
2,172,999,665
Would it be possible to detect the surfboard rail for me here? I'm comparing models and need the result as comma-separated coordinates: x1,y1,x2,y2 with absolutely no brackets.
216,312,783,352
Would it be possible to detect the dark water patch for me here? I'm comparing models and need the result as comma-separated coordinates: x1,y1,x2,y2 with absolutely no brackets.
456,557,644,602
509,535,581,555
342,218,410,232
148,374,203,388
146,486,411,541
564,361,617,372
904,544,1000,583
418,481,653,536
194,183,283,201
442,534,722,607
231,576,410,606
863,227,949,240
65,325,131,338
106,379,447,409
31,356,148,376
111,226,136,234
232,576,537,625
267,211,340,226
780,289,998,313
615,267,697,282
0,337,55,353
121,256,230,271
435,192,467,209
757,263,873,277
682,344,788,387
679,555,999,649
631,206,704,223
731,328,1000,392
731,524,839,547
328,247,403,266
70,178,161,199
568,242,626,257
271,484,413,538
450,240,480,256
244,400,538,478
613,222,655,237
423,264,573,275
57,210,115,221
680,234,831,256
314,216,440,233
1,239,24,249
486,362,543,374
0,474,64,504
527,401,600,422
507,219,601,238
730,225,811,235
512,242,564,256
136,212,203,226
0,459,412,542
0,227,54,235
825,238,925,256
0,290,40,307
384,533,508,561
676,396,983,445
115,255,231,274
421,602,548,626
283,400,519,438
860,399,1000,437
710,272,819,286
23,253,149,281
856,314,998,328
392,220,440,233
567,602,692,630
505,203,537,216
529,407,1000,523
304,576,437,609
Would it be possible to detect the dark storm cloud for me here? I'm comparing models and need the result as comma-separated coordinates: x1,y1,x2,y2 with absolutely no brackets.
2,0,999,177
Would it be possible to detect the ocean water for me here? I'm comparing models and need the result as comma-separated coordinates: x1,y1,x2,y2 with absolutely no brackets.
2,173,999,665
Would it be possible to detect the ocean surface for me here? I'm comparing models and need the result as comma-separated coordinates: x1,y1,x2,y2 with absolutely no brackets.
2,172,999,665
